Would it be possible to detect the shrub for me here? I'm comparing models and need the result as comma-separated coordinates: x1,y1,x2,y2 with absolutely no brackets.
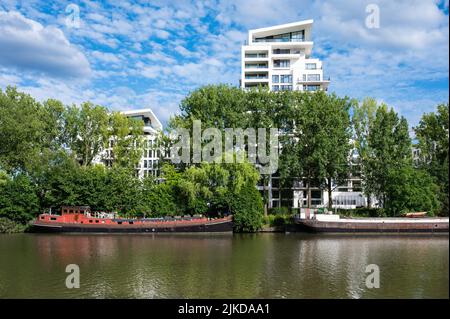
231,184,264,232
0,217,28,233
269,207,289,215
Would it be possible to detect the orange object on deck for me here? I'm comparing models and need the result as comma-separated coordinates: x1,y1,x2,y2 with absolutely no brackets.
404,212,427,218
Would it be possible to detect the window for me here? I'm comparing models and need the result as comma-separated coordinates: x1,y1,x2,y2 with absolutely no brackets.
272,85,279,91
304,85,321,91
307,74,320,81
144,160,148,168
245,53,267,58
273,48,290,54
280,85,293,91
291,31,305,41
254,30,304,42
273,60,290,68
280,75,292,83
272,75,279,83
305,63,317,70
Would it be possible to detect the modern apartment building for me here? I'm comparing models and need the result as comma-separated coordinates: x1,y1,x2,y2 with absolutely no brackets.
241,20,369,210
96,108,163,178
241,20,329,92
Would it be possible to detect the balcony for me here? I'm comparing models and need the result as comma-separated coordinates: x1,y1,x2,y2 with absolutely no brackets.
245,74,269,80
245,53,268,59
245,64,268,70
297,76,330,84
272,49,304,55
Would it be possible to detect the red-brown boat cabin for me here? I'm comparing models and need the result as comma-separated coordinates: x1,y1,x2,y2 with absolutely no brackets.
38,206,117,225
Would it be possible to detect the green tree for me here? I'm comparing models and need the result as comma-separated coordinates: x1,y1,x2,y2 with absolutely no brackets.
279,91,352,209
172,84,247,131
179,163,230,214
0,174,40,223
141,181,181,217
317,93,353,209
109,112,144,169
140,164,185,216
30,150,80,209
226,161,263,231
64,102,110,166
384,166,440,216
352,98,378,207
0,86,65,173
105,166,143,216
414,103,449,215
229,183,264,232
366,104,412,207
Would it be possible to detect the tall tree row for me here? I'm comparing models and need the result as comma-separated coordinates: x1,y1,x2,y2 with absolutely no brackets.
352,99,442,216
414,103,449,216
1,85,448,234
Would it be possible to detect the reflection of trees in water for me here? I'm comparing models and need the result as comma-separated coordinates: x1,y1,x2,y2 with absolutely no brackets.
293,236,371,298
1,234,448,298
257,235,449,298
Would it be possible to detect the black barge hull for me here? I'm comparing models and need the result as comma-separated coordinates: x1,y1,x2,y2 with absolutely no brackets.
30,221,234,233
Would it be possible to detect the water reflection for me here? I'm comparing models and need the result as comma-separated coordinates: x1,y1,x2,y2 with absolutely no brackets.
0,233,447,298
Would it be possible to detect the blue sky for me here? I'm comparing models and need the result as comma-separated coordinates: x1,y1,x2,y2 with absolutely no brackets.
0,0,448,128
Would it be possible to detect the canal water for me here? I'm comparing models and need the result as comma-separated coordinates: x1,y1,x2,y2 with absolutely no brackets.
0,233,448,298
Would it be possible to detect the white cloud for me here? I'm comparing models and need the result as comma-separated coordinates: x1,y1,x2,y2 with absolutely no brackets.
91,51,121,64
154,29,171,39
0,11,91,78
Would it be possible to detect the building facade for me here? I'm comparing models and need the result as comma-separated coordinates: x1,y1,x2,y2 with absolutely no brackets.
241,20,330,92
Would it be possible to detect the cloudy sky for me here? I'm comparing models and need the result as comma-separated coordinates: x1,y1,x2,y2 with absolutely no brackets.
0,0,448,127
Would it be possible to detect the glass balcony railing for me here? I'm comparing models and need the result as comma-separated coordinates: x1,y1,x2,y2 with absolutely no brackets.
254,38,304,43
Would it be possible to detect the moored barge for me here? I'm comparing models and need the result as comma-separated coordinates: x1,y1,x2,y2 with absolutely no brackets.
31,206,233,233
294,211,449,233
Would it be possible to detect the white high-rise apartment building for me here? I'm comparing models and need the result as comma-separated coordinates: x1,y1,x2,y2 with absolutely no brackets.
241,21,371,210
241,20,329,92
